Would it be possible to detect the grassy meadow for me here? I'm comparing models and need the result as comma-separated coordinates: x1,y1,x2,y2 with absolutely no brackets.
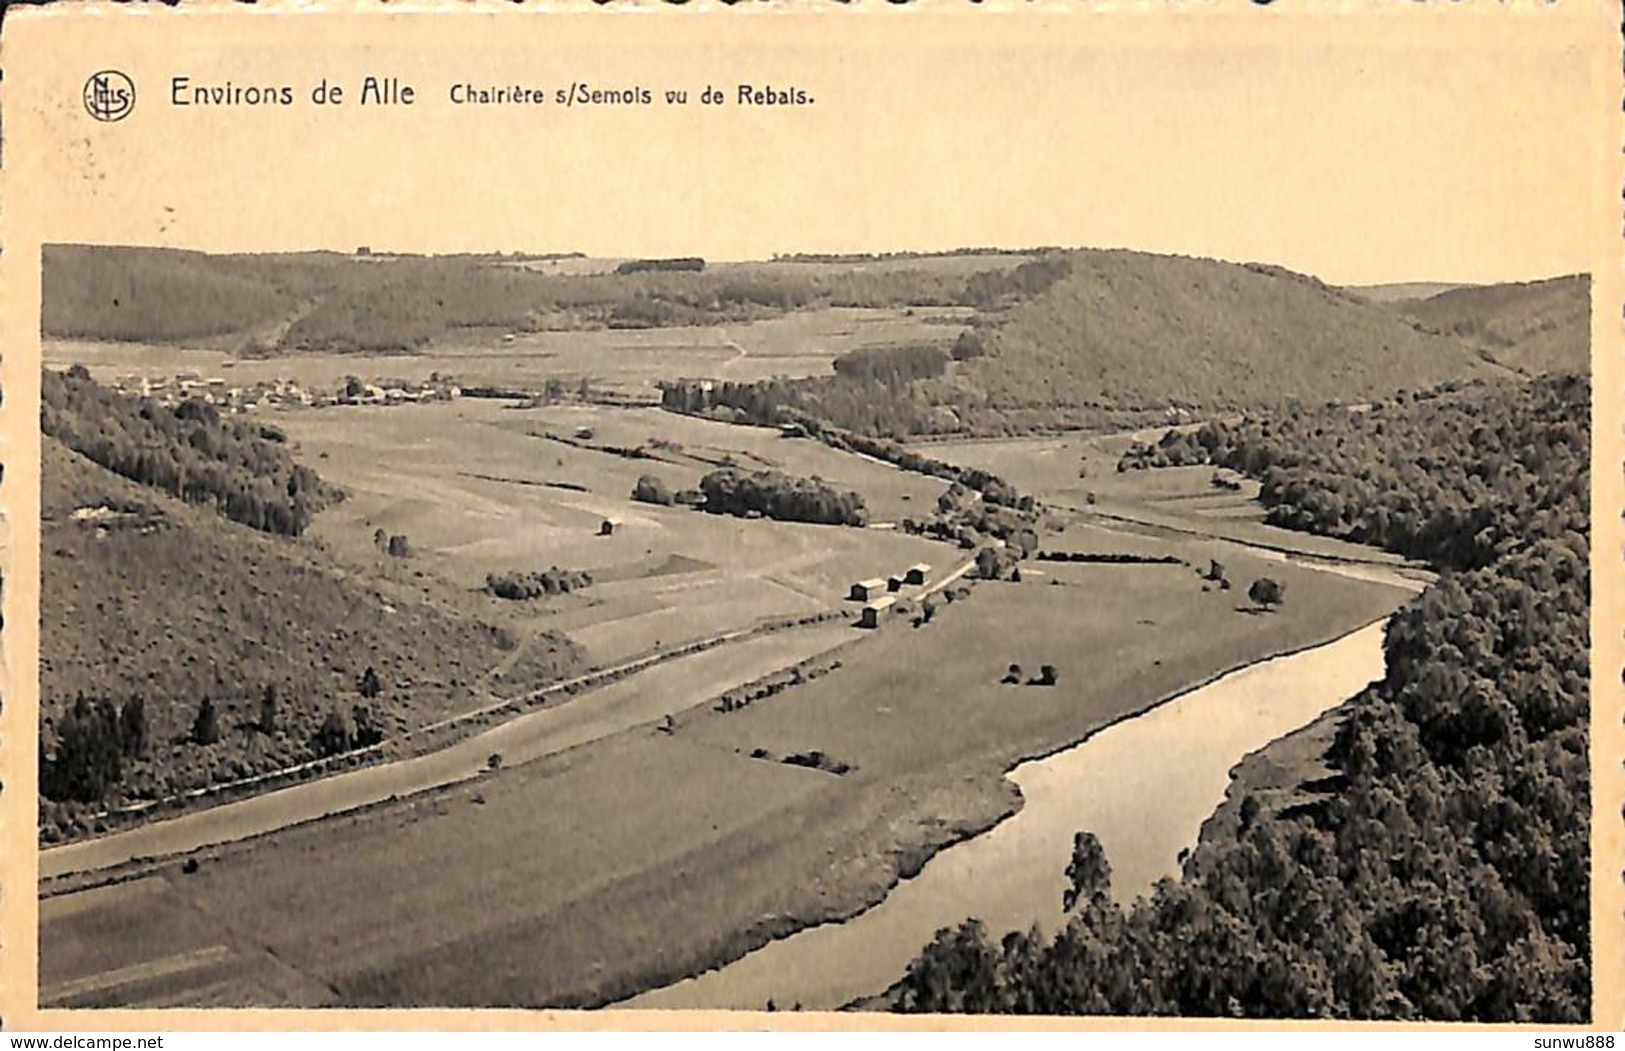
273,400,951,665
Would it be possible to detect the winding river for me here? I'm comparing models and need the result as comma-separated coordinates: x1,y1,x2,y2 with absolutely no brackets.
622,613,1396,1012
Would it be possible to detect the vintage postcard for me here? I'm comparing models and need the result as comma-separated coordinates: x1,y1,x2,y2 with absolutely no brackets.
0,1,1619,1032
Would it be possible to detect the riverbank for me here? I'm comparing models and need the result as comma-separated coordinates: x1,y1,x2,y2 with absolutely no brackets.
619,617,1393,1011
40,533,1415,1009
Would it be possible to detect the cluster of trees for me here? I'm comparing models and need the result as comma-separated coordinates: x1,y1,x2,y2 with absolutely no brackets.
43,367,340,536
898,479,1041,554
659,363,950,439
485,566,594,600
40,695,147,803
999,663,1058,686
698,468,867,526
614,257,707,274
41,684,289,804
372,528,412,558
974,545,1023,581
895,375,1591,1020
830,344,949,386
716,658,840,714
658,386,1032,510
1037,551,1184,565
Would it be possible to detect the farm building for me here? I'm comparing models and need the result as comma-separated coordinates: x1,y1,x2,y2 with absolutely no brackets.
905,563,932,585
859,596,896,628
850,578,887,602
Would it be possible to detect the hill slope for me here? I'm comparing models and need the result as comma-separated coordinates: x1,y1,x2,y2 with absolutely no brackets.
42,244,1035,354
1343,281,1477,304
1387,275,1589,376
938,251,1504,422
40,437,583,840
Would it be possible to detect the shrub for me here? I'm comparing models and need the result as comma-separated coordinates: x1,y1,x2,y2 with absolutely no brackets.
314,707,354,757
632,474,674,505
1247,577,1285,610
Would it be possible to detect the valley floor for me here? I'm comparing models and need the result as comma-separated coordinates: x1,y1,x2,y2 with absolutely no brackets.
39,513,1414,1011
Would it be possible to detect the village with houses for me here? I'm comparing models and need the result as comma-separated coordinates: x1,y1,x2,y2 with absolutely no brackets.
107,371,464,413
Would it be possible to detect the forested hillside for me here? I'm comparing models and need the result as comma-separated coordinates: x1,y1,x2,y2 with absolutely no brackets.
41,245,319,342
1388,276,1590,377
39,437,584,843
896,376,1590,1020
936,253,1501,423
1119,378,1587,572
42,366,341,536
662,251,1517,438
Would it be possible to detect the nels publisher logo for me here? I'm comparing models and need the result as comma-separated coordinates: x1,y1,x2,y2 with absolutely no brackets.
84,70,135,122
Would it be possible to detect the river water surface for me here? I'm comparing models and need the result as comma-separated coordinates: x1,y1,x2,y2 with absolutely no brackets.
623,615,1393,1011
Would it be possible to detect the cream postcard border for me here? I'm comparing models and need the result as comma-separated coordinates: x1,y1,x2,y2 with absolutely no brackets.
0,1,1619,1031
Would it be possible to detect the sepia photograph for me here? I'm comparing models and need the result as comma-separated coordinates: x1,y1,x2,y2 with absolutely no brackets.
2,4,1618,1031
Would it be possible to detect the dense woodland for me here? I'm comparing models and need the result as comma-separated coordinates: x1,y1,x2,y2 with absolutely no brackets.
1116,378,1587,573
896,375,1591,1020
42,367,340,536
697,467,868,527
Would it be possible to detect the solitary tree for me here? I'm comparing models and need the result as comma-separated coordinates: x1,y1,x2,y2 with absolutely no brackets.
1248,577,1286,611
192,696,220,746
386,534,411,558
119,695,148,758
359,665,382,699
1001,663,1023,685
1062,830,1112,912
315,707,353,757
259,683,278,734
